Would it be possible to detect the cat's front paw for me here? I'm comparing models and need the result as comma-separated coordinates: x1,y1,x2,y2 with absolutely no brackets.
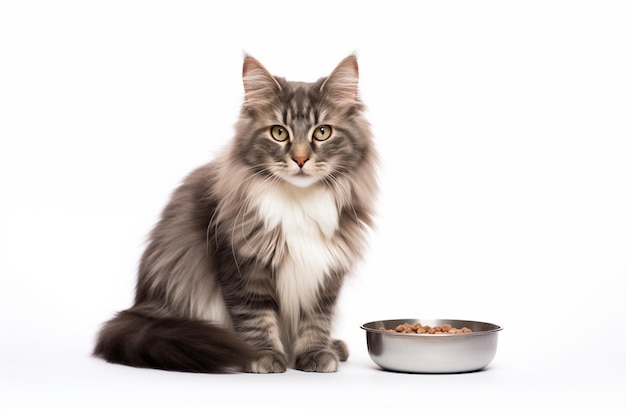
245,350,287,374
294,348,340,373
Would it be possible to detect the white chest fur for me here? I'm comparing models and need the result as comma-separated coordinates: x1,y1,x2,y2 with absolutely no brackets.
255,184,341,320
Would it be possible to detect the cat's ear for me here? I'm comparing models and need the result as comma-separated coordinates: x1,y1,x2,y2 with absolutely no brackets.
321,55,359,105
242,56,281,108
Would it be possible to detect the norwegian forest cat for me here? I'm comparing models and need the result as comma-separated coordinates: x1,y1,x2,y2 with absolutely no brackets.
94,55,378,373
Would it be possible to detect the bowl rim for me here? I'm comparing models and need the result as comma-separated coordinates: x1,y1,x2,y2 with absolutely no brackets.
360,318,503,337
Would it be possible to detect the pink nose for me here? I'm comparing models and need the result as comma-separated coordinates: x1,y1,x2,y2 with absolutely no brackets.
293,156,309,168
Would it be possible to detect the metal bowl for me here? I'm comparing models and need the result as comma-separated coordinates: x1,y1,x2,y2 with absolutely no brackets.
361,318,502,373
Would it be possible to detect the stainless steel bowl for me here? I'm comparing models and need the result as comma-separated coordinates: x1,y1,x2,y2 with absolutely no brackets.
361,318,502,373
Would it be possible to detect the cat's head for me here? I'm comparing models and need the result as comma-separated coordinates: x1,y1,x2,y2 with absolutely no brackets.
231,55,374,189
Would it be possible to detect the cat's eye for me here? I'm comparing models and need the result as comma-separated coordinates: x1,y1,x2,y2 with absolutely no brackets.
270,125,289,142
313,125,332,141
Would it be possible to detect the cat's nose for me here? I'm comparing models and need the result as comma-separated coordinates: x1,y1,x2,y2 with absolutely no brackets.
293,156,309,168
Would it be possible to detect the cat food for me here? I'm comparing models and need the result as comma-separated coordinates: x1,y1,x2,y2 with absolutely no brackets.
379,323,472,334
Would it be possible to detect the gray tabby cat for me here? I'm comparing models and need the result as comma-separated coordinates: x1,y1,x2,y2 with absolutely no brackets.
94,55,378,373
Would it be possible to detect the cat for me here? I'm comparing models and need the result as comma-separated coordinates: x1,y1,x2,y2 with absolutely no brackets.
93,54,378,373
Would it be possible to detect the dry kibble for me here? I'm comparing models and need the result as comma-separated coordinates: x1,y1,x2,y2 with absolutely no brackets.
380,322,472,334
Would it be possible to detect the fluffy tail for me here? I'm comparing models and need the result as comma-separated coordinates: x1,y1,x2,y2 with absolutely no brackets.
93,309,256,373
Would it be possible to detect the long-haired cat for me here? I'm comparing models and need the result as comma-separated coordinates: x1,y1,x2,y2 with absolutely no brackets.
94,55,378,373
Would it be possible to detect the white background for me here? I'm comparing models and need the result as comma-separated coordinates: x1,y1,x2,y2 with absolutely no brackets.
1,0,625,413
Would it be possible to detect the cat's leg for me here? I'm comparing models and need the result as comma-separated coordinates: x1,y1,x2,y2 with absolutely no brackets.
219,264,288,373
292,277,348,373
237,310,287,374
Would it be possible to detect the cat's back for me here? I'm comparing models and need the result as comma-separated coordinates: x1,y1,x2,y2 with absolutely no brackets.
138,161,221,286
154,162,221,232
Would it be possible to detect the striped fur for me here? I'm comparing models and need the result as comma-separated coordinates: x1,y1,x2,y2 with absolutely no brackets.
94,55,378,373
